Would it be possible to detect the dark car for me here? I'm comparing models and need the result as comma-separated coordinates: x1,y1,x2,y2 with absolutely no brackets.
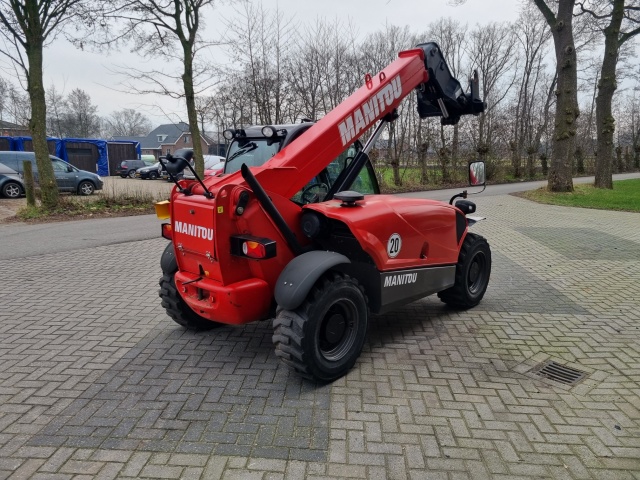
0,162,24,198
135,162,162,180
0,151,104,196
117,159,154,178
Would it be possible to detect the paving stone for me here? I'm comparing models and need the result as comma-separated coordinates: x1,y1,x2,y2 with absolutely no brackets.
0,196,639,478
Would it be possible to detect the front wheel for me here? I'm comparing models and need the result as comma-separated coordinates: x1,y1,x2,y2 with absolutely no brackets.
149,171,158,180
273,272,368,382
438,232,491,309
77,180,95,196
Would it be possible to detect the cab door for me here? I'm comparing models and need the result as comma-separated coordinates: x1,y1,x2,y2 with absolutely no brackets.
51,159,75,191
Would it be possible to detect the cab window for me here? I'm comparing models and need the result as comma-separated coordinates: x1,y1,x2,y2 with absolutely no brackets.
291,142,379,205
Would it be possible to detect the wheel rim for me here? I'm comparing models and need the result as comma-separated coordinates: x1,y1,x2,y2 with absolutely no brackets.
467,251,488,295
128,170,136,178
318,298,358,361
5,184,20,197
80,183,93,195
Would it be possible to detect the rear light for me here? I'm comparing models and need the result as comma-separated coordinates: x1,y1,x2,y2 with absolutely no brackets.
230,235,276,259
161,223,172,240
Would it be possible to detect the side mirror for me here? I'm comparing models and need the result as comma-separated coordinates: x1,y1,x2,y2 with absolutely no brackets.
163,153,190,177
67,165,73,173
469,161,485,186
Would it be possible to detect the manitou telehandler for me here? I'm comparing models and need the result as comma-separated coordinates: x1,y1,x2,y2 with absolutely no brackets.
156,42,490,382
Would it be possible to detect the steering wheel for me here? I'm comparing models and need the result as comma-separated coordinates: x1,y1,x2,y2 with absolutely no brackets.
301,182,330,204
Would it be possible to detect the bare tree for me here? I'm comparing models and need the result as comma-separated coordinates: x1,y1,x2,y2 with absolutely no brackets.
93,0,218,176
533,0,579,192
0,76,7,122
105,108,152,137
466,22,517,160
427,18,468,168
5,82,31,126
60,88,100,138
511,4,553,178
578,0,640,188
193,96,216,135
225,1,293,126
46,84,66,138
0,0,90,208
359,25,415,186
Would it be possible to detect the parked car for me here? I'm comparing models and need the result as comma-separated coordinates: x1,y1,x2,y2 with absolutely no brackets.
0,151,103,196
135,162,162,180
117,159,155,178
0,162,24,198
205,161,225,177
183,155,226,180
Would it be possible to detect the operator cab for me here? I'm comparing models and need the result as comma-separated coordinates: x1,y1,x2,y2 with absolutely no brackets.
223,123,379,205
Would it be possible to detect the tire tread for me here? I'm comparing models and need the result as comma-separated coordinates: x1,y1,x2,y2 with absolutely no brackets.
272,272,368,381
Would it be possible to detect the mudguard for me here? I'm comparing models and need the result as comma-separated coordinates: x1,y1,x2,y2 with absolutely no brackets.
275,251,351,311
160,242,177,273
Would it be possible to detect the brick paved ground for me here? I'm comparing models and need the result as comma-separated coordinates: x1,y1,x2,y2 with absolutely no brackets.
0,194,639,479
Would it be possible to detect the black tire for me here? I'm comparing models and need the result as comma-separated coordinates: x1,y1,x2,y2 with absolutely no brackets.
438,232,491,309
120,174,127,178
149,171,158,180
159,271,222,331
2,181,23,198
128,169,136,178
273,272,369,382
77,180,95,196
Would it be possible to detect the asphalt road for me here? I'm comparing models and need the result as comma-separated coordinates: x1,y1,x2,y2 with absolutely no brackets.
1,172,638,261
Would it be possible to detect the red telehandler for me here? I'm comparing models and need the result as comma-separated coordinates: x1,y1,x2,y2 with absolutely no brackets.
156,42,490,382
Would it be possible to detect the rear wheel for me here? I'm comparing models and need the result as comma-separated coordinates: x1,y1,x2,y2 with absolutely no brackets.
149,171,158,180
159,272,222,330
159,244,222,331
128,169,136,178
438,232,491,308
2,181,22,198
273,272,368,382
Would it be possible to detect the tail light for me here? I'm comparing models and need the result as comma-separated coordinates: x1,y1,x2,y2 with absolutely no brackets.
161,223,172,240
230,235,276,259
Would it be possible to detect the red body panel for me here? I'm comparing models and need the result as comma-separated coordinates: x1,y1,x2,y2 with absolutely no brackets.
165,47,465,326
305,196,461,270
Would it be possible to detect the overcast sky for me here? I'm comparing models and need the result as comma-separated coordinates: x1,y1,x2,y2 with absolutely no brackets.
35,0,523,129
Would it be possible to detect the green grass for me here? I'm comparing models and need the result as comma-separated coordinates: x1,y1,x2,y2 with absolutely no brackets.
519,178,640,212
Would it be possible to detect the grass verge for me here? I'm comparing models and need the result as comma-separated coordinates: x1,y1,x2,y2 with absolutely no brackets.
517,178,640,212
15,191,161,222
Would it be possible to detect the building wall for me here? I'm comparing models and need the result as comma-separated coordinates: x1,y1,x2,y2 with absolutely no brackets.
160,133,210,157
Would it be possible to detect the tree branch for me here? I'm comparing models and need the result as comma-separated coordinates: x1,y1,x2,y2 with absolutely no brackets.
533,0,557,28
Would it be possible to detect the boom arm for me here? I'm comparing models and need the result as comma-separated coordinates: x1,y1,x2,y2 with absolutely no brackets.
232,44,484,199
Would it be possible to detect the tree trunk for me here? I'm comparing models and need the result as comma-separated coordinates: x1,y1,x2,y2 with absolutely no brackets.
25,39,59,210
575,145,585,175
615,146,623,173
182,42,205,177
439,125,450,184
594,0,624,189
416,120,429,185
534,0,577,192
23,159,36,207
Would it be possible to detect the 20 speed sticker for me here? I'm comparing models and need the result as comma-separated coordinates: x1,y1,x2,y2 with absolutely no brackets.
387,233,402,258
